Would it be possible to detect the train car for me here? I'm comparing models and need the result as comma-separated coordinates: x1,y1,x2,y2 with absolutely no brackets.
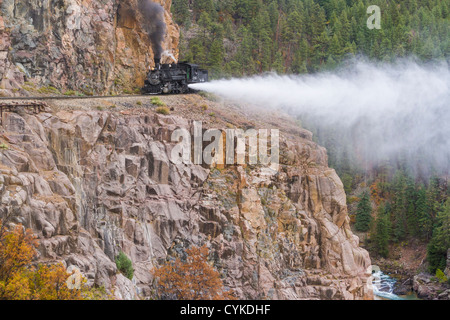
142,58,208,94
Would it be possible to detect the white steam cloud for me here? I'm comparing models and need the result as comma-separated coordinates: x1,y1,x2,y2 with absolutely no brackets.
190,60,450,174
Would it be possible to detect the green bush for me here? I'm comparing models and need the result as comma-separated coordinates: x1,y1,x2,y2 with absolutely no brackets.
115,252,134,280
436,269,448,283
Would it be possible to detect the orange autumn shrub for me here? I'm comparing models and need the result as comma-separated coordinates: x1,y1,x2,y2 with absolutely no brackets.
0,220,106,300
0,223,39,299
153,245,235,300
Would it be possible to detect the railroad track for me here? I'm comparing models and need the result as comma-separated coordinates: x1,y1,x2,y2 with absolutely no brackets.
0,94,164,125
0,100,48,125
0,94,156,101
0,92,199,125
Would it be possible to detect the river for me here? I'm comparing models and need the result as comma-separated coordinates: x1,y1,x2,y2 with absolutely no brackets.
372,271,420,300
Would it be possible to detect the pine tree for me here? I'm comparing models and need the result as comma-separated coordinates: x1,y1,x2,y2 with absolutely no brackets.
391,171,408,242
193,0,215,21
405,177,418,236
329,33,343,59
273,51,285,73
416,186,432,239
355,191,372,232
171,0,191,27
427,199,450,273
209,37,225,77
373,203,391,258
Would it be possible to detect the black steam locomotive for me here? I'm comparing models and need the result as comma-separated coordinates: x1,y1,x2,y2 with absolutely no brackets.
142,58,208,94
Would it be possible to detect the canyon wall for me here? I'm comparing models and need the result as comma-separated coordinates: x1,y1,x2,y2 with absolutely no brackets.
0,99,373,300
0,0,179,96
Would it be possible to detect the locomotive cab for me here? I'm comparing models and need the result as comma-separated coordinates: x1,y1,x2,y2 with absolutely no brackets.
142,60,209,95
185,64,209,84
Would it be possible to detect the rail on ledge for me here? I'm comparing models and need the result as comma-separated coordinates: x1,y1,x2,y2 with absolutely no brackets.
0,100,48,125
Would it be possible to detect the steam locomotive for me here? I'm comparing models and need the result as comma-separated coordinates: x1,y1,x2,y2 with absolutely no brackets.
142,58,209,94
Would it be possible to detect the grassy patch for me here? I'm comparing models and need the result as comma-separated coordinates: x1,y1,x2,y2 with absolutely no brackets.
38,86,60,95
63,90,76,96
155,106,171,115
22,82,38,92
81,89,93,96
151,97,166,107
24,81,35,87
22,85,34,92
198,91,219,101
198,91,208,98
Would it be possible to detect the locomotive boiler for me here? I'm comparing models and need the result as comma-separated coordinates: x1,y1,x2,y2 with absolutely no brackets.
142,58,209,94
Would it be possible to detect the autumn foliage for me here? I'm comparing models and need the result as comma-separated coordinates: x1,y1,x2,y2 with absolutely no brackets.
152,245,235,300
0,220,96,300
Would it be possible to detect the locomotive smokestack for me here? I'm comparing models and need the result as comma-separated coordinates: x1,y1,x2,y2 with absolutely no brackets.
139,0,167,61
154,57,161,70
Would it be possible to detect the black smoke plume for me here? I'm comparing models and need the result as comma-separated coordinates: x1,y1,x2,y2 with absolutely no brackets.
139,0,167,60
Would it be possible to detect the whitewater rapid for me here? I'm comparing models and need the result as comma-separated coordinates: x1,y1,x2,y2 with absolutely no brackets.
372,271,404,300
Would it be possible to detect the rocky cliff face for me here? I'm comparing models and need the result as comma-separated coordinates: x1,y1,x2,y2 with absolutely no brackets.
0,96,373,300
0,0,179,96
